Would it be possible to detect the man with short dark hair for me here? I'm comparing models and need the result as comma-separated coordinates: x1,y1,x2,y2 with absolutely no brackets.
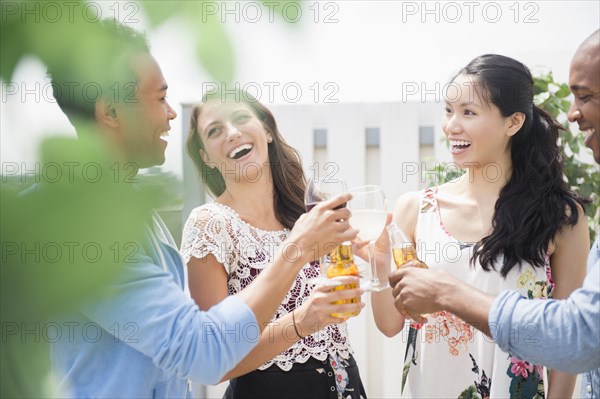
48,19,357,398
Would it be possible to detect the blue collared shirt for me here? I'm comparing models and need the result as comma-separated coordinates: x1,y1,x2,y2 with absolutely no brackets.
52,215,258,398
490,236,600,398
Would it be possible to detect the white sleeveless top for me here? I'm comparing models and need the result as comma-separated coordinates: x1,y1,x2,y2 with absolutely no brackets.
180,202,354,371
402,187,551,398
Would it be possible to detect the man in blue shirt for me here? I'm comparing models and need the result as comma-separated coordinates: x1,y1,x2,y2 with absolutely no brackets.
47,20,360,398
389,29,599,398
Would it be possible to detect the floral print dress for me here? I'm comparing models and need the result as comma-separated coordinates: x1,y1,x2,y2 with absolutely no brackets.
401,187,551,398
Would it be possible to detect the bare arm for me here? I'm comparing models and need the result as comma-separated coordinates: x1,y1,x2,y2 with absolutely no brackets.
367,192,421,337
234,194,358,326
391,239,599,375
186,194,362,381
390,205,589,397
220,279,363,381
389,267,494,336
189,251,363,382
546,205,589,399
186,193,357,329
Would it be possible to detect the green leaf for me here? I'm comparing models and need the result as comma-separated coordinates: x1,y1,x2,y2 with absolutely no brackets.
195,15,235,83
560,99,572,112
458,385,481,399
534,92,550,105
555,84,571,98
0,18,27,81
533,72,599,242
534,78,549,95
402,362,410,392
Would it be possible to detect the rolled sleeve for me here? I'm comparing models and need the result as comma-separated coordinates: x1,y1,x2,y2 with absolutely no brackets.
191,295,258,384
488,266,600,374
489,290,522,354
81,253,258,385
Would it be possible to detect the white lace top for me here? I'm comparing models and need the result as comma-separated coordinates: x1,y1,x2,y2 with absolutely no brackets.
180,202,354,371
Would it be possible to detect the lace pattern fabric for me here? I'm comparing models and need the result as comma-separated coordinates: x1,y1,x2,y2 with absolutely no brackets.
181,202,353,371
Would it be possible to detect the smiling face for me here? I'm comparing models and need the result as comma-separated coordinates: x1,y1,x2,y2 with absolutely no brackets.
568,39,600,164
195,100,272,183
114,53,177,168
442,74,521,169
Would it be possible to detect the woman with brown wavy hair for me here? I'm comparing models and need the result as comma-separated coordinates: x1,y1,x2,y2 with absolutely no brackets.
181,89,367,399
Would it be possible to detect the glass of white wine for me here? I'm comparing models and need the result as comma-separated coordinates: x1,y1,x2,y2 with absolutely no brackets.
348,185,388,292
305,176,347,286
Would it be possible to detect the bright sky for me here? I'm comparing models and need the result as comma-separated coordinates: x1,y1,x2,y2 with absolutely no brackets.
1,1,598,176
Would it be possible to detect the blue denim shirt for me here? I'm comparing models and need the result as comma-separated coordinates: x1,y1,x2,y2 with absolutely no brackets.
490,236,600,398
52,214,258,398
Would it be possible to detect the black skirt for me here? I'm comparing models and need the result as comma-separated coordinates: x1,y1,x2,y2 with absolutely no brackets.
223,355,366,399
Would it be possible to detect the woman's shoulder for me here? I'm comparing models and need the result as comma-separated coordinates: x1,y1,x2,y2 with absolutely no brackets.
548,201,589,255
393,189,427,215
392,189,426,238
189,202,233,217
184,202,238,228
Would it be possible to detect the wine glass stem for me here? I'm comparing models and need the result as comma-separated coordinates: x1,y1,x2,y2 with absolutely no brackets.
368,243,379,285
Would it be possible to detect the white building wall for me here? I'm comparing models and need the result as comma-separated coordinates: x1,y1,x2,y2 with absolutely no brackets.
325,104,366,189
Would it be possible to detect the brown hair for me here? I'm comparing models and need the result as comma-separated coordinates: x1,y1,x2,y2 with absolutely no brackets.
186,90,306,229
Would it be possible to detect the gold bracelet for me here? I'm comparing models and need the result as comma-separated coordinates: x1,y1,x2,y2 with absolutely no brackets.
292,310,305,339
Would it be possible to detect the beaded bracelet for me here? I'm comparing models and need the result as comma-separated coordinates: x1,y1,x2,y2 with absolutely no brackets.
291,310,305,339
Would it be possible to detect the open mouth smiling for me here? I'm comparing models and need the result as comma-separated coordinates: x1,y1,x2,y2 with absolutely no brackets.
228,144,253,160
449,139,472,151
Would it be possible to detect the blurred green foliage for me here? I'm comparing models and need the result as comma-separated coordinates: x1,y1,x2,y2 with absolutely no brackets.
426,72,599,241
534,72,599,240
1,0,301,83
1,134,155,398
1,2,301,397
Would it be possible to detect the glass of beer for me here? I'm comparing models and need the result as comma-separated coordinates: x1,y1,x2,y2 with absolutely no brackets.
326,244,361,318
388,222,428,319
388,222,426,270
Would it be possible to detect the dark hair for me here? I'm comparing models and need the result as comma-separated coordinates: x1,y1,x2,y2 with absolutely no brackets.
47,19,150,128
454,54,587,277
186,90,306,229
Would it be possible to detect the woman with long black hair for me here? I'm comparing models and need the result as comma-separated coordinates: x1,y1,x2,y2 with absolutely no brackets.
370,54,589,398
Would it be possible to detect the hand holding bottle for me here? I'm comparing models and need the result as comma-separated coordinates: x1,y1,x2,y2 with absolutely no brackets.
388,222,429,321
292,276,364,337
326,244,362,318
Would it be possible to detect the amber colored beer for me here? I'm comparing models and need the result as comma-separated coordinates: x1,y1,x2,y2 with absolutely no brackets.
326,245,360,318
392,244,429,318
393,244,428,269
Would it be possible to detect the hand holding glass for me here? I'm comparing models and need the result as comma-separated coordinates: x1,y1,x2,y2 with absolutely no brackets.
348,185,388,291
304,177,347,286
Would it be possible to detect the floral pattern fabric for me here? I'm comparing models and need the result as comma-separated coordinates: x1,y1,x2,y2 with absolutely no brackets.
401,187,551,398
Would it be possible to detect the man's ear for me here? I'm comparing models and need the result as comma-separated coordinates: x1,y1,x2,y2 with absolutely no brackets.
506,112,526,137
95,99,119,129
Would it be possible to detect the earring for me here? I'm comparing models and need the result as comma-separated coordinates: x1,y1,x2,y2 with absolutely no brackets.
267,136,273,143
